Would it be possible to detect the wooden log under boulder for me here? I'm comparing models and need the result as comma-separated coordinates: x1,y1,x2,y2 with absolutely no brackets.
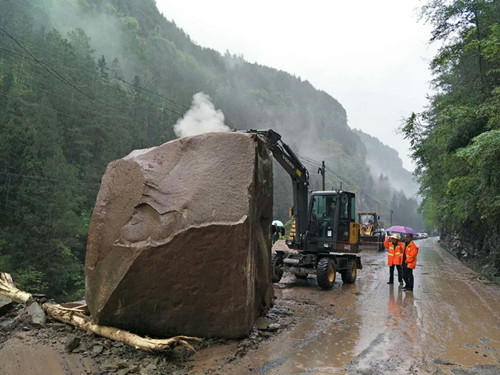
0,272,200,352
85,132,273,338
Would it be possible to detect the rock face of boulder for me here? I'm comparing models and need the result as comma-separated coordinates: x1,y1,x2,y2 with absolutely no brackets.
0,295,13,316
85,132,273,338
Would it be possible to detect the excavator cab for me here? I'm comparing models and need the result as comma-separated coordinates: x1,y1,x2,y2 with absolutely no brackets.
308,191,359,253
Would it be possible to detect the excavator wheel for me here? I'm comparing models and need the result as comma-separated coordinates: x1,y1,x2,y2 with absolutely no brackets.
316,257,336,290
341,260,357,283
271,253,284,283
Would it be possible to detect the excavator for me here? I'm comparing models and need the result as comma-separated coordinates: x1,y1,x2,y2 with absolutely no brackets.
358,212,386,251
247,129,362,290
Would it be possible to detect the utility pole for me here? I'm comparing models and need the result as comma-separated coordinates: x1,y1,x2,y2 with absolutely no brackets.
317,161,325,191
390,210,394,226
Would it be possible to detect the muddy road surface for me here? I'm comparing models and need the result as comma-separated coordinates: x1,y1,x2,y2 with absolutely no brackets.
0,238,498,374
190,237,500,374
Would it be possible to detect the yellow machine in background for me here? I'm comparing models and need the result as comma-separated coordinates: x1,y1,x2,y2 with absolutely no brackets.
358,212,386,251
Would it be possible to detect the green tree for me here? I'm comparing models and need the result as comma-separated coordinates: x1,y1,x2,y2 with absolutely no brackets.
403,0,499,275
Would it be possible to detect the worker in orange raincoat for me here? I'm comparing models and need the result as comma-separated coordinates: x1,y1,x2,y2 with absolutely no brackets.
403,233,419,292
384,233,404,285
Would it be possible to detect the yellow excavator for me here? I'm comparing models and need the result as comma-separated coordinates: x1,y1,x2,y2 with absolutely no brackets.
358,212,386,251
247,129,362,289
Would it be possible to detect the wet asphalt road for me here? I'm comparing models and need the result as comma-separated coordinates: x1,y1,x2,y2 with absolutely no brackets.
213,237,500,374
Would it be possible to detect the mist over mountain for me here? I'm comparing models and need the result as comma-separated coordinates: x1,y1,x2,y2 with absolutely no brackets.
0,0,421,298
354,129,419,198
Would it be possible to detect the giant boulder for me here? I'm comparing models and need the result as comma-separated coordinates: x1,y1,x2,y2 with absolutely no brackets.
85,132,273,338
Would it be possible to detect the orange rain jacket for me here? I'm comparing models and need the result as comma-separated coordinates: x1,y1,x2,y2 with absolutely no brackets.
384,237,404,266
404,240,419,269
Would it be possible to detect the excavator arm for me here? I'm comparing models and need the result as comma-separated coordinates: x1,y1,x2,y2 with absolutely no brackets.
244,130,362,288
245,129,309,248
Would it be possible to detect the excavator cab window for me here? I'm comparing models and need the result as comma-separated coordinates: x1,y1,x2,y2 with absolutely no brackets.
338,193,355,241
309,195,337,239
339,194,349,219
359,214,375,224
311,195,337,220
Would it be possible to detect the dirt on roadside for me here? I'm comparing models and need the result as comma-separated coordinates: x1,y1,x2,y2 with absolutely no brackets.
0,295,297,375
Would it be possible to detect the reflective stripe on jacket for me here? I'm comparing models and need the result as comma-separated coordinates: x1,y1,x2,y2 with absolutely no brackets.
384,237,404,266
404,241,419,269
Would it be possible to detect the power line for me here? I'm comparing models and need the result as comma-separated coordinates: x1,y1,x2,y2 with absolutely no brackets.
0,26,128,112
0,40,188,118
295,152,322,166
0,51,184,120
0,35,237,128
114,76,188,113
0,47,140,115
0,33,240,129
2,77,357,189
295,151,359,189
0,39,190,114
0,90,133,123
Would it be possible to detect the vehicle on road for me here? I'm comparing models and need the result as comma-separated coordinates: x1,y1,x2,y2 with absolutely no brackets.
415,232,428,240
247,129,362,289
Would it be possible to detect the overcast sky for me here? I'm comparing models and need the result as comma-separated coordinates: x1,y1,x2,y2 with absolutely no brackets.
155,0,437,171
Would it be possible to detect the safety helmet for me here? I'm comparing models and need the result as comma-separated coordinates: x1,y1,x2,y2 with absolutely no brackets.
390,233,400,240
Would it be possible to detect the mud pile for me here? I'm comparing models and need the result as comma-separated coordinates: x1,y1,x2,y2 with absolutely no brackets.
0,295,293,375
85,132,273,338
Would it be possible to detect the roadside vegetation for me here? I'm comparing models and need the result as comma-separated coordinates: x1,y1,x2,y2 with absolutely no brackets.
402,0,500,278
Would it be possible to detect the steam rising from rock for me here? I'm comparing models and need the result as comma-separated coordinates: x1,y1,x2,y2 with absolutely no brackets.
174,92,229,138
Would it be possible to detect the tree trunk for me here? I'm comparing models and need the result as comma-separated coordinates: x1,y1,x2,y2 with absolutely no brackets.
0,273,32,303
0,272,200,352
44,303,200,352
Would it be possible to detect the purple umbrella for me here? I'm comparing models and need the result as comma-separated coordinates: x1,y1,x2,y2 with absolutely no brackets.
386,226,418,235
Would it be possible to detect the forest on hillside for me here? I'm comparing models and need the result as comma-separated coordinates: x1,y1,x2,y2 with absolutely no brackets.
402,0,499,277
0,0,422,299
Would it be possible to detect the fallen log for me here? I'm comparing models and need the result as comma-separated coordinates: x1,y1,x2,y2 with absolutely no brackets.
0,272,32,304
0,272,201,352
44,303,200,352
